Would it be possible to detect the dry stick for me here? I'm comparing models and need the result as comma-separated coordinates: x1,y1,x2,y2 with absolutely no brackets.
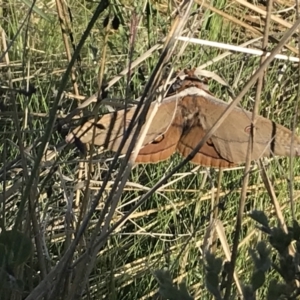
59,166,74,299
255,0,273,219
120,10,140,163
121,8,141,146
215,220,243,295
125,10,139,103
259,161,294,250
55,0,79,95
211,168,223,254
88,17,300,268
96,27,109,92
66,2,195,298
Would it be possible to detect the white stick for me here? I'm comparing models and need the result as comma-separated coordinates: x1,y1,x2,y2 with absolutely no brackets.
176,36,299,62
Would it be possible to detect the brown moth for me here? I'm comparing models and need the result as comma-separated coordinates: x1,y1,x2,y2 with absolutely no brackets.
66,69,300,168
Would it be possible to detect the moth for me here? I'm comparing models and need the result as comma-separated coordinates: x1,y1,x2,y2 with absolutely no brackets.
66,69,300,168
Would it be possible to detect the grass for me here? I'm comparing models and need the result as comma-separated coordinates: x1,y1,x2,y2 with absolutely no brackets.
1,0,300,299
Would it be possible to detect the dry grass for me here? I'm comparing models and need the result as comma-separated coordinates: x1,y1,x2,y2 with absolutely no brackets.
1,0,300,299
